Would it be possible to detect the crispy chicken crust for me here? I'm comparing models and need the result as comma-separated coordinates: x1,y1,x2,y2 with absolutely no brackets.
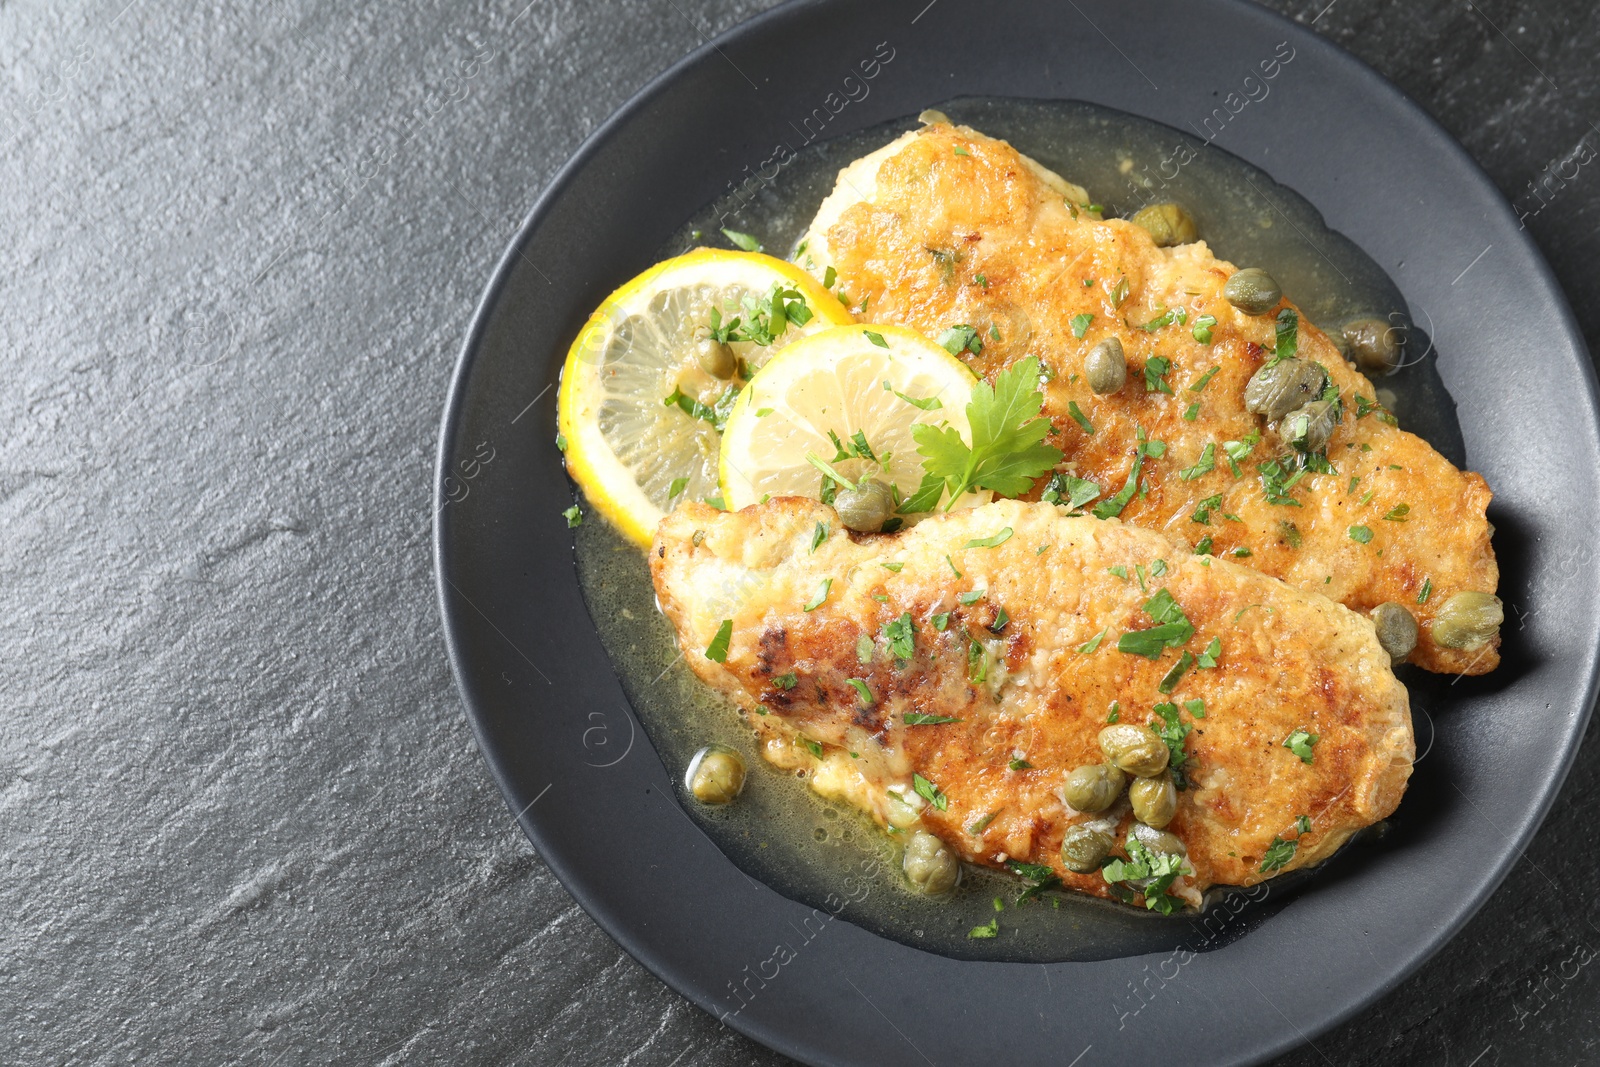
800,123,1499,674
652,499,1413,906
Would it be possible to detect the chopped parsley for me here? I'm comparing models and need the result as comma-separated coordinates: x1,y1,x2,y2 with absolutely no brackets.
803,578,833,611
932,612,950,631
1418,578,1433,605
773,672,798,690
1348,525,1374,544
968,812,997,835
883,613,917,661
912,772,948,811
810,521,828,552
967,640,988,684
705,619,733,662
1192,493,1223,524
885,379,944,410
846,678,874,705
881,561,904,572
990,606,1010,632
1067,400,1095,435
856,633,874,663
1157,651,1196,694
1284,728,1319,764
863,330,889,349
957,589,985,605
1192,317,1218,345
1269,308,1299,362
1296,814,1313,835
1103,838,1190,915
1144,355,1174,394
1107,701,1121,723
1196,636,1221,668
1178,443,1216,481
905,712,960,725
1183,698,1206,719
1194,535,1214,555
1150,700,1194,789
1070,312,1094,338
563,505,583,528
663,384,739,432
1107,565,1129,580
963,527,1014,549
914,356,1063,506
1222,433,1259,477
1078,628,1108,654
1092,429,1163,519
1043,472,1102,511
1383,503,1411,522
1183,402,1200,421
937,324,984,357
1259,836,1298,873
1279,520,1303,548
1116,588,1195,658
555,433,568,452
1006,859,1061,902
721,228,762,251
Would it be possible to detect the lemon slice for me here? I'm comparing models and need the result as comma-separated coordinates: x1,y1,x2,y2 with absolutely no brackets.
557,248,852,545
719,324,982,514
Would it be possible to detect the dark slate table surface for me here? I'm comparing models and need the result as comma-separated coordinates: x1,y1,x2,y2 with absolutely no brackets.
5,0,1597,1063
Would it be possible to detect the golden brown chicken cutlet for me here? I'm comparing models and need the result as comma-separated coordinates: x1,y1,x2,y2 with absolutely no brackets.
800,122,1500,674
652,498,1413,908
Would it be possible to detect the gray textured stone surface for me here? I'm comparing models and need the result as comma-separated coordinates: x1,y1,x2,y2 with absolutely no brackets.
2,0,1596,1064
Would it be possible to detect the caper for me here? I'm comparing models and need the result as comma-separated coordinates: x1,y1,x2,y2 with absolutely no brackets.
1130,203,1198,247
686,744,745,804
1370,602,1419,663
1341,317,1404,377
1431,591,1504,650
1223,267,1282,316
1129,773,1178,829
1062,763,1128,813
902,829,960,894
1244,358,1328,421
1283,398,1338,454
1084,337,1127,395
833,478,895,533
693,334,737,379
1061,825,1114,873
1098,724,1170,778
1129,822,1186,857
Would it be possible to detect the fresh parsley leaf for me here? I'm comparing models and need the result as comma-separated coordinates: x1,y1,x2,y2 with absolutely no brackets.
1192,317,1218,345
966,640,987,684
1196,636,1221,669
1078,628,1107,654
905,712,960,725
846,678,874,705
1107,701,1121,723
705,619,733,662
1259,836,1298,873
912,772,948,810
667,476,690,500
810,522,828,552
663,384,740,432
1070,313,1094,339
1222,433,1258,477
990,606,1010,632
1192,493,1222,525
1107,565,1128,580
720,228,762,251
1284,728,1319,764
932,612,950,631
1383,503,1411,522
863,330,889,349
1184,698,1206,719
898,472,947,515
964,527,1014,549
1296,814,1312,835
913,356,1063,504
803,578,832,611
1150,701,1194,789
1102,838,1190,914
957,589,985,605
1183,401,1200,421
886,380,944,410
1348,525,1374,544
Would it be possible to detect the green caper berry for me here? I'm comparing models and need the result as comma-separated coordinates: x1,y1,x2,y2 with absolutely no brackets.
1370,602,1419,663
1341,317,1404,377
1244,358,1328,421
1128,773,1178,829
1129,823,1186,857
686,744,745,804
1084,337,1127,394
1061,825,1114,873
1062,763,1128,813
902,829,960,894
1223,268,1283,316
1283,397,1339,454
1130,203,1198,247
833,478,895,533
695,335,737,379
1431,591,1503,650
1098,724,1170,778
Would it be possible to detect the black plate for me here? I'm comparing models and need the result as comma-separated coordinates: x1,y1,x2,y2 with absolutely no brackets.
435,1,1600,1063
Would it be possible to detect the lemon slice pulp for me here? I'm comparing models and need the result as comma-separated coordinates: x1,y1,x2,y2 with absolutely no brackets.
719,324,981,514
557,248,852,545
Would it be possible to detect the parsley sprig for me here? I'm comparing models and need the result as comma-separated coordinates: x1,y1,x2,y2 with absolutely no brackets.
913,356,1063,507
